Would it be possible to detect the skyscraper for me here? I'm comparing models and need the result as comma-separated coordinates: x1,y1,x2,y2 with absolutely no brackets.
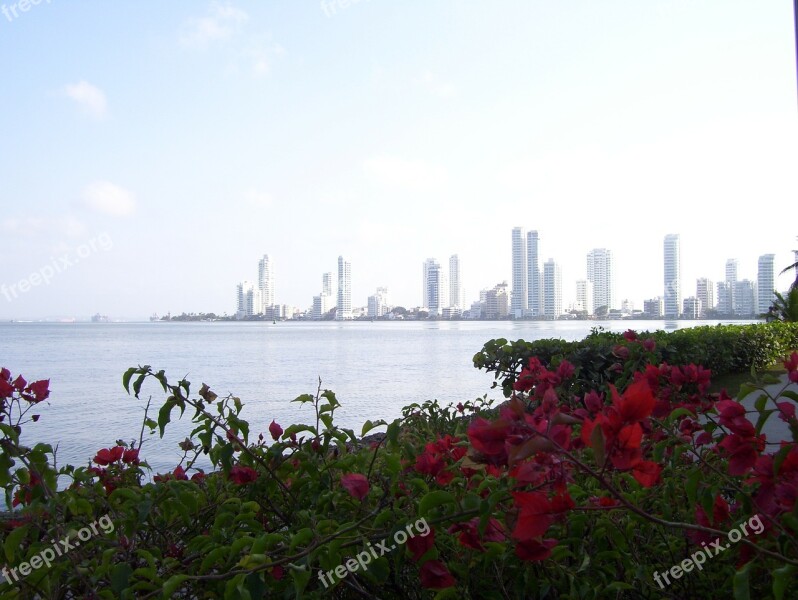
527,230,541,316
336,256,351,321
424,259,448,316
449,254,462,309
422,258,436,309
543,259,562,319
258,254,274,313
368,287,389,318
757,254,775,314
575,280,593,315
725,259,738,314
511,227,527,317
696,278,714,317
663,234,681,318
322,272,333,297
586,248,615,313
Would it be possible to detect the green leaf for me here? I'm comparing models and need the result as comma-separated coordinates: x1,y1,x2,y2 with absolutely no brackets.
773,564,794,600
733,562,751,600
419,490,456,517
736,383,758,401
111,563,133,595
122,367,136,394
4,524,29,562
754,394,768,413
291,565,312,597
162,574,189,597
290,528,314,553
157,400,176,438
361,556,390,584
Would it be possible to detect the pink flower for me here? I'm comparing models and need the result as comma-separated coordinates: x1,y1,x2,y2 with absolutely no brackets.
341,473,369,500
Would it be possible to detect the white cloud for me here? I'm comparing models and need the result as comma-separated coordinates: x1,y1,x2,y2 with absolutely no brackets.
364,156,449,190
179,3,249,48
82,181,136,217
64,81,108,119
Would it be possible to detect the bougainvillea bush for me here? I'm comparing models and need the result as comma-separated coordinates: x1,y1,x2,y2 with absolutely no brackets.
1,330,797,598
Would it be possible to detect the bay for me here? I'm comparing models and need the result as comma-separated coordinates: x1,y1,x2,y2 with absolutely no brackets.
0,319,755,475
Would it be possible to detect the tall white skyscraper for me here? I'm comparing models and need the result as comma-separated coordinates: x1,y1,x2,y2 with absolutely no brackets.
543,259,562,319
422,258,436,309
586,248,615,312
322,272,333,297
725,259,738,314
527,230,541,316
757,254,775,314
449,254,462,309
575,280,593,315
368,287,389,318
336,256,351,321
663,234,681,318
511,227,528,317
258,254,274,313
424,259,448,316
696,278,714,317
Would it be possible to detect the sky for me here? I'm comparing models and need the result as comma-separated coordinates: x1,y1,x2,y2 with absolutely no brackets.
0,0,796,319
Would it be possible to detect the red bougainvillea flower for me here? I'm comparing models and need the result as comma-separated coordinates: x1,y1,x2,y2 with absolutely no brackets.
190,472,206,482
448,517,505,551
12,375,26,391
623,329,637,342
270,565,284,581
229,465,258,485
467,417,510,462
632,460,662,487
613,345,630,360
93,448,115,466
407,527,435,561
0,376,14,399
341,473,369,500
716,400,755,437
642,338,656,352
21,379,49,403
173,465,189,481
109,446,124,462
784,352,798,383
269,420,283,441
515,538,557,561
419,560,456,589
719,433,766,476
612,380,655,424
511,491,573,541
122,448,140,465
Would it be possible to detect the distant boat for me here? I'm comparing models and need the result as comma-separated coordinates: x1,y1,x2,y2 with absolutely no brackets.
91,314,109,323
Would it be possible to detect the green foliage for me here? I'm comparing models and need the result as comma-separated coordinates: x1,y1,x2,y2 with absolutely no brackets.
474,322,798,397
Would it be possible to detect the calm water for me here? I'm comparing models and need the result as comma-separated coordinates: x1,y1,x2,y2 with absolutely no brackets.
0,319,754,474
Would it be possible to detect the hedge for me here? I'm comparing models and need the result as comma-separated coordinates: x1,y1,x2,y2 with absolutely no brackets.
474,321,798,397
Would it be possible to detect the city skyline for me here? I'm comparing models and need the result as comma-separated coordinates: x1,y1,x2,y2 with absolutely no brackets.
1,2,796,319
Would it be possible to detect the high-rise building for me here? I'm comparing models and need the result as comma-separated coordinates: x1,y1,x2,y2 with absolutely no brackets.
586,248,615,313
725,259,738,314
422,258,436,309
716,281,733,315
322,272,333,297
575,280,593,315
236,281,260,318
644,297,664,317
511,227,528,317
368,287,389,318
424,259,448,316
757,254,776,314
449,254,462,309
663,235,681,318
734,280,756,316
527,230,541,316
683,297,702,319
696,278,714,317
543,259,562,319
484,282,509,319
336,256,352,320
258,254,274,313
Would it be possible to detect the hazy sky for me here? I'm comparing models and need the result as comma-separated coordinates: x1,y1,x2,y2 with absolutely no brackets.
1,0,796,319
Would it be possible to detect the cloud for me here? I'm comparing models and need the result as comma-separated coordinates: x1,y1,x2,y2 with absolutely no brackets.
364,156,449,190
82,181,136,217
64,81,108,119
179,3,249,48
